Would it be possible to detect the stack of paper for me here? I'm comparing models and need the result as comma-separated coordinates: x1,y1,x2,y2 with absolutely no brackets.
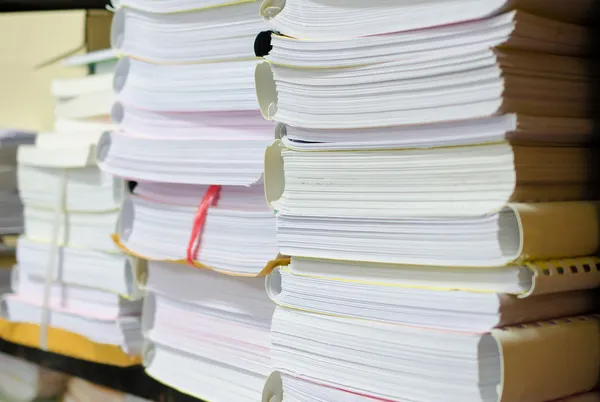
99,0,275,185
63,377,151,402
98,0,279,399
2,50,144,362
257,1,600,401
62,48,118,75
5,147,144,355
0,352,68,402
120,182,277,275
142,261,274,401
52,49,119,141
264,371,600,402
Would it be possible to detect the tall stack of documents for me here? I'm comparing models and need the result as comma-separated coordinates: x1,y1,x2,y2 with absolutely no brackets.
8,144,144,357
98,0,280,400
256,1,600,401
2,50,144,363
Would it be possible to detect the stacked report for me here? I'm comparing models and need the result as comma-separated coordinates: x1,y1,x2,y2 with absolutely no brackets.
119,182,278,276
5,122,144,360
100,0,275,186
99,0,280,400
257,1,600,401
101,0,280,272
0,352,68,402
0,47,145,362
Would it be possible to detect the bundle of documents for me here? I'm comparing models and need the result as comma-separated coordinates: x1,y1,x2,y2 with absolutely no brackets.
98,104,273,184
0,352,67,402
257,1,600,401
101,0,279,399
101,0,275,186
63,377,151,402
259,0,591,39
6,107,143,359
99,58,275,183
267,310,600,402
52,73,113,122
267,143,593,216
257,16,589,129
112,0,265,63
120,182,277,275
265,372,600,402
142,261,273,401
272,202,599,266
267,257,600,332
52,49,118,141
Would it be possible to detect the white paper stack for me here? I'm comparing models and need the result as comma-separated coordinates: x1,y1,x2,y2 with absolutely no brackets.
99,0,275,185
142,261,274,400
5,267,142,354
256,1,600,401
52,49,118,139
4,43,148,355
62,48,119,75
52,74,113,123
120,182,277,275
6,86,144,355
97,0,279,399
0,352,68,402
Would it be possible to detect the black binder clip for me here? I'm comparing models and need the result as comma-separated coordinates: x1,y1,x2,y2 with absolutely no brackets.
127,180,138,193
254,30,274,57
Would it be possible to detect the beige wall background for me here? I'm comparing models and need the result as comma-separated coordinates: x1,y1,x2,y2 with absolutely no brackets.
0,10,111,132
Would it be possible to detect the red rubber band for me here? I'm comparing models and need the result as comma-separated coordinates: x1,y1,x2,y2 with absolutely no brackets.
186,185,221,265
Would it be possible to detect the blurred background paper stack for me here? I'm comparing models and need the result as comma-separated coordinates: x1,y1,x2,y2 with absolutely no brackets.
0,352,68,402
62,48,118,75
96,0,281,400
51,49,118,141
256,1,600,401
0,9,143,366
7,134,144,365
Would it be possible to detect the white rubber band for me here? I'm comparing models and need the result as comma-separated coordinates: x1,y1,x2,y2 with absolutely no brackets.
39,169,68,350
